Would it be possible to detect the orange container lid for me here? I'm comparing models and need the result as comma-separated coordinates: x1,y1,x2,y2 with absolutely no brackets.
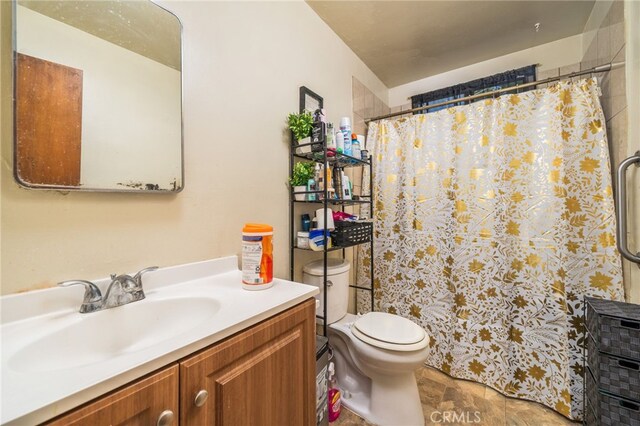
243,223,273,233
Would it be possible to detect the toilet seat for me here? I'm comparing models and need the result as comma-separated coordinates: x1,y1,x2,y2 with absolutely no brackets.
351,312,429,352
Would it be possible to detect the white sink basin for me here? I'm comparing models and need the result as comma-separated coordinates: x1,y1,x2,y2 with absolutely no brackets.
1,256,319,426
9,296,220,373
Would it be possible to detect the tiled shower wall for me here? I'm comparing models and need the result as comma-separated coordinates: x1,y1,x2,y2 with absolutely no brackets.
582,0,630,295
352,76,390,136
584,0,627,172
549,1,628,173
344,77,390,313
539,1,626,171
349,76,390,198
538,1,637,303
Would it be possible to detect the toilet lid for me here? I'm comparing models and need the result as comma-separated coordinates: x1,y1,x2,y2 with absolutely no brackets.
351,312,428,351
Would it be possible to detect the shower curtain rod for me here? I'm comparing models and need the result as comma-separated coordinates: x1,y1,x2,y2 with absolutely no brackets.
365,61,625,124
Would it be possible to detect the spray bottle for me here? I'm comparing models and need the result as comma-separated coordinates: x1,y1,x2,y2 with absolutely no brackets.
340,117,352,156
327,361,341,422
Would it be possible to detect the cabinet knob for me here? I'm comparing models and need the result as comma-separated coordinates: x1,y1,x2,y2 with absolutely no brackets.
194,389,209,407
157,409,174,426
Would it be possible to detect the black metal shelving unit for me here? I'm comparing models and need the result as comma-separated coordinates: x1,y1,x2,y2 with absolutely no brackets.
289,89,375,337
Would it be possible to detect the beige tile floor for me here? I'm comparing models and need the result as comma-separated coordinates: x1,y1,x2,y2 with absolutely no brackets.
335,366,579,426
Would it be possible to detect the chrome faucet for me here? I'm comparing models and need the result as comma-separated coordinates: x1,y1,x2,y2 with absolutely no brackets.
59,266,159,313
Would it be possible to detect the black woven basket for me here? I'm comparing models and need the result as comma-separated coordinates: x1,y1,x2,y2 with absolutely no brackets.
588,335,640,402
330,221,372,247
586,297,640,360
586,365,640,425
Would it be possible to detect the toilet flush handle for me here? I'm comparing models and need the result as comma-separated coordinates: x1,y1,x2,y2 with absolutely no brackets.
326,280,333,287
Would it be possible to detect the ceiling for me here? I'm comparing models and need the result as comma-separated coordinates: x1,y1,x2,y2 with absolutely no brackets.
19,0,181,71
307,1,595,88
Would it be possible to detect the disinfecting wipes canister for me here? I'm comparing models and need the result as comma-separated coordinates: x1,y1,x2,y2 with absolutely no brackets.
242,223,274,290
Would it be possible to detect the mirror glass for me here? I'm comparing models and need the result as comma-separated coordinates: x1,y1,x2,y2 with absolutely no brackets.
13,0,183,192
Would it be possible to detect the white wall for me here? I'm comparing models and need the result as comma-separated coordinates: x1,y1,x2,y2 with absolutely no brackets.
16,6,182,190
388,34,583,107
0,1,388,294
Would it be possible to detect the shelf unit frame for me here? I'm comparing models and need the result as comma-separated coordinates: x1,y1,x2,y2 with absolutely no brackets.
289,88,375,337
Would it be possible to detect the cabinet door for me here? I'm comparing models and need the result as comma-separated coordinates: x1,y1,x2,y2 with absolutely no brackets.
180,299,316,426
45,364,178,426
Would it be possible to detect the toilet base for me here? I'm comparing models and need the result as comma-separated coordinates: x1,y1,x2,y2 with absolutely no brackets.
329,318,426,426
330,337,373,420
341,371,425,426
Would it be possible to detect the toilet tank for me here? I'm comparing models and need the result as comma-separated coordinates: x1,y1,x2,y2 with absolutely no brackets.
302,259,350,324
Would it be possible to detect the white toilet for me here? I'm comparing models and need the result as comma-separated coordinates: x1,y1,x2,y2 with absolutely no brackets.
303,259,430,426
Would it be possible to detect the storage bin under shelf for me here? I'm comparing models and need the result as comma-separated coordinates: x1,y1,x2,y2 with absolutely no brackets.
585,297,640,426
586,366,640,425
586,297,640,360
587,335,640,402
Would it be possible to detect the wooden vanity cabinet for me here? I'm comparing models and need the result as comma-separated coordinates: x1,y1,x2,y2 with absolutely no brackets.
45,364,179,426
180,298,316,426
42,299,315,426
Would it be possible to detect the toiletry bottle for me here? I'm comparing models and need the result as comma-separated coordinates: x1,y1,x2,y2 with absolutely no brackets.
297,231,310,249
326,123,336,153
350,133,361,160
357,134,368,160
326,167,334,200
327,362,341,422
312,122,325,153
301,214,311,232
343,135,352,157
311,109,327,153
316,164,324,199
335,130,344,154
342,172,352,200
340,116,351,137
332,166,343,199
340,117,352,156
307,178,316,201
314,108,327,123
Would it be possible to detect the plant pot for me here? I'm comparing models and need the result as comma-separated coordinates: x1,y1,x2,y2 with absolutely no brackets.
295,137,312,154
293,185,307,201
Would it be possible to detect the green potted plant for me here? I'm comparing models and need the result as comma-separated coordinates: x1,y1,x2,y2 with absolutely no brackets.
290,161,315,201
287,111,314,154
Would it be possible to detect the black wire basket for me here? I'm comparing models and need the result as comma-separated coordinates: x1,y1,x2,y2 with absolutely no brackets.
331,221,373,247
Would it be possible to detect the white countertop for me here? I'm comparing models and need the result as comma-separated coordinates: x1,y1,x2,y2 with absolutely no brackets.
0,256,318,425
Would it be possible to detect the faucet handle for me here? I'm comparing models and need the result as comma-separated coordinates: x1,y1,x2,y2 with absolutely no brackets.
133,266,159,284
58,280,103,313
58,280,102,302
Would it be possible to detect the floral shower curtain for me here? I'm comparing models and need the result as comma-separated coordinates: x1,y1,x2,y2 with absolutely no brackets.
357,78,624,420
